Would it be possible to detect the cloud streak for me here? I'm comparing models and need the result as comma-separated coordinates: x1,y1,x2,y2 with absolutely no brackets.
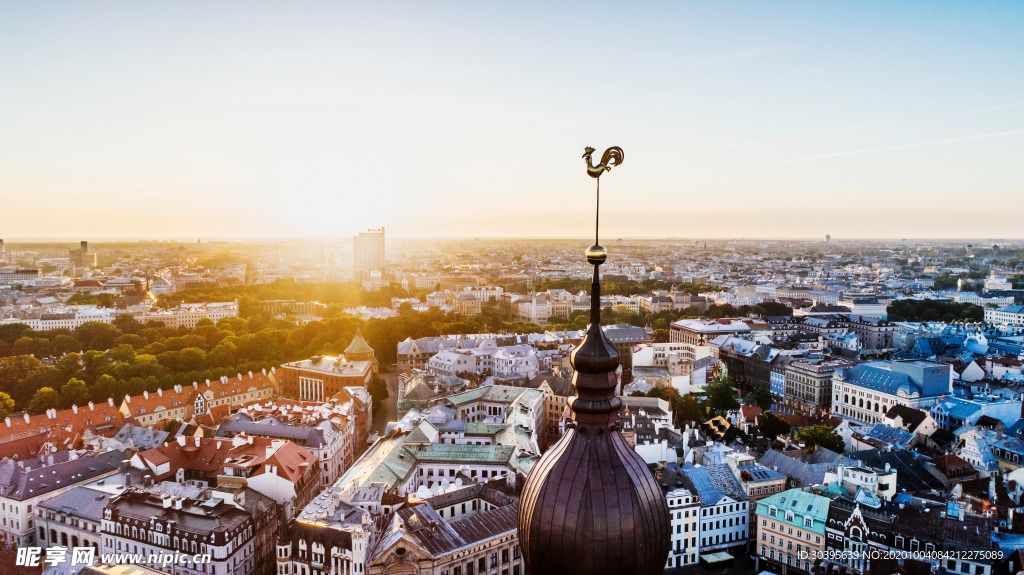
758,129,1024,166
632,100,1024,163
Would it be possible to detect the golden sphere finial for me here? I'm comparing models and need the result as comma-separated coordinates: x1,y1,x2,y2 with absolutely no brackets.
586,244,607,265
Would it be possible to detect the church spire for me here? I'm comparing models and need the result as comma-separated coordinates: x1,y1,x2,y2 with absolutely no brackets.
517,147,670,575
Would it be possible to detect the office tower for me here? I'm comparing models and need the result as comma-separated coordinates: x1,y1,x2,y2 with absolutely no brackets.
353,227,385,281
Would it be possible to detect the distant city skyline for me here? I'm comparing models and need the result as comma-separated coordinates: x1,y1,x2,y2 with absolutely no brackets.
2,2,1023,239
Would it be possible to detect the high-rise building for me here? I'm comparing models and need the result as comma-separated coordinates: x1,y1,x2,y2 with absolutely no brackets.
353,227,385,281
0,238,5,262
69,240,95,269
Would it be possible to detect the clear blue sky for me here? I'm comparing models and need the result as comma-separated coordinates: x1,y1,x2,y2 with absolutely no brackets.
1,1,1022,239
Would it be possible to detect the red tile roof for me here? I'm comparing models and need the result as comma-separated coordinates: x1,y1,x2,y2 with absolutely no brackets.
0,401,130,441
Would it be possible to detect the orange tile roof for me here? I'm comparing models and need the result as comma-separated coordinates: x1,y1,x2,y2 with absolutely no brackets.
122,371,276,417
0,400,129,440
740,406,762,421
0,431,48,460
136,434,315,484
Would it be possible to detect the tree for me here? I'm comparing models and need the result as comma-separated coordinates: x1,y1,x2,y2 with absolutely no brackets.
674,393,705,426
795,425,845,453
744,384,776,411
757,412,791,439
92,374,116,403
60,378,91,408
703,377,740,415
0,392,13,419
368,375,389,414
28,387,61,414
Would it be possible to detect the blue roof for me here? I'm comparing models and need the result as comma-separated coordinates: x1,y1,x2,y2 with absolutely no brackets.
931,398,980,421
682,463,746,506
838,363,914,395
864,423,914,447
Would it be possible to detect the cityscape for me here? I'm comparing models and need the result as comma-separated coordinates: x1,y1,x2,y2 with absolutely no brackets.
3,2,1024,575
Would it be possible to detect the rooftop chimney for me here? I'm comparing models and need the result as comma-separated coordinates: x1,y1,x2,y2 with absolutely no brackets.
108,398,114,407
88,401,94,411
72,405,78,414
162,496,172,509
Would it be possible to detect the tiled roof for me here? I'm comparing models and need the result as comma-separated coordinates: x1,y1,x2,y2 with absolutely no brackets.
0,401,129,440
758,449,838,487
0,449,125,500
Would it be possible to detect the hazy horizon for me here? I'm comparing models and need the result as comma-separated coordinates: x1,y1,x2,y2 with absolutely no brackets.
3,2,1023,239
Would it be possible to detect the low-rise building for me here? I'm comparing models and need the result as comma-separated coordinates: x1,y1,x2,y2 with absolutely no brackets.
831,360,952,424
783,359,855,415
366,485,523,575
984,304,1024,324
0,449,124,547
102,489,255,575
754,489,830,575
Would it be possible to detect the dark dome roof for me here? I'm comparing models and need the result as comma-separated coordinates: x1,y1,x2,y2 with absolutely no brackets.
517,271,670,574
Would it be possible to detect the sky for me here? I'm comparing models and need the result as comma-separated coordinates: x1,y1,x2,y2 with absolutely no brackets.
1,1,1023,240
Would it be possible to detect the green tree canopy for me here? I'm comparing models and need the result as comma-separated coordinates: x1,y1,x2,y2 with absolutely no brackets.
757,412,791,439
703,376,740,415
28,387,61,414
744,383,776,411
60,378,91,408
0,392,13,419
795,425,845,453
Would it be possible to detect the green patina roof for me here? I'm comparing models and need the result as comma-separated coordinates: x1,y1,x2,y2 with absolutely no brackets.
755,488,830,535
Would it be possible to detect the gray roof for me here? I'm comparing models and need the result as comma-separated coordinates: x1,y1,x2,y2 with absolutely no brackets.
758,449,838,487
681,463,747,506
37,485,113,523
215,414,333,448
0,449,126,501
113,424,170,450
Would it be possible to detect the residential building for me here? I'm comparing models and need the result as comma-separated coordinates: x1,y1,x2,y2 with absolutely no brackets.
0,449,124,547
664,482,701,569
670,319,751,346
118,370,277,427
985,304,1024,324
216,412,352,487
680,463,750,555
131,434,318,520
783,359,855,415
846,315,897,349
102,490,255,575
276,487,374,575
929,391,1022,431
754,489,830,575
365,485,523,575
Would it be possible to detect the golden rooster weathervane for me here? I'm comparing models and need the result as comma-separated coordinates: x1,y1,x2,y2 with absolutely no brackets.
582,146,623,266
